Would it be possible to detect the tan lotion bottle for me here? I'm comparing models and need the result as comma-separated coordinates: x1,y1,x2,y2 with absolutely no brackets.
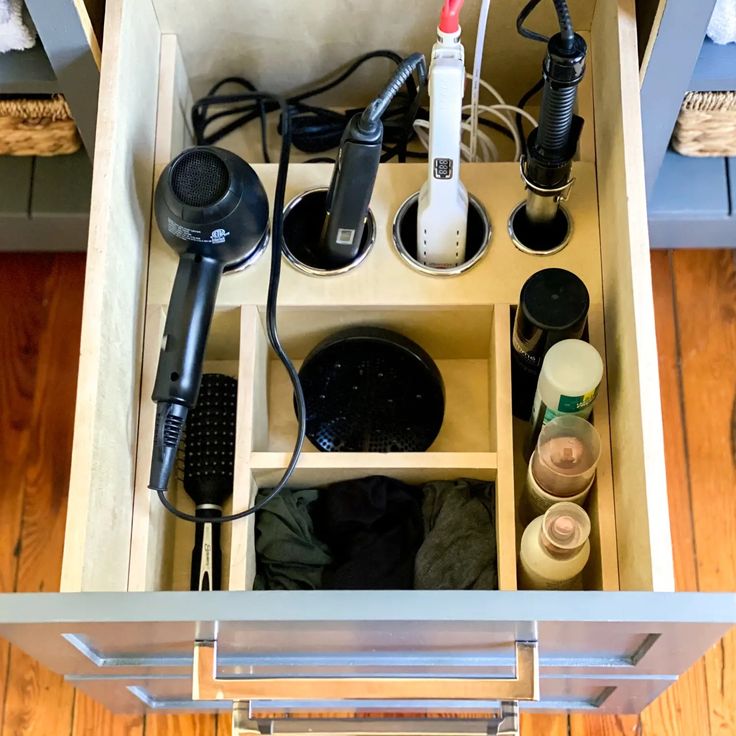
519,502,591,590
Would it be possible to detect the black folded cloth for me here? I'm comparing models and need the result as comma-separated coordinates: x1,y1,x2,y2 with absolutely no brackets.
414,479,497,590
254,488,333,590
310,475,424,589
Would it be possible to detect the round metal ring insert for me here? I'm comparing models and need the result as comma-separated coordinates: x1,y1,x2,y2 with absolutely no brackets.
392,192,492,277
282,187,376,277
223,226,270,274
507,201,573,256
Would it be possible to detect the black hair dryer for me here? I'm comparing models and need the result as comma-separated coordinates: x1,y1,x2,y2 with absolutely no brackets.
148,145,269,492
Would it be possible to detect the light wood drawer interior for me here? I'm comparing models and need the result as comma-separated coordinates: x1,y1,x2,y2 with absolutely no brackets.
61,0,674,598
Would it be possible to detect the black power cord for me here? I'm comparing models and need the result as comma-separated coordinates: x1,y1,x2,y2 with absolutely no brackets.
157,93,306,524
552,0,575,46
516,0,548,44
517,0,574,47
192,53,520,167
516,78,544,157
191,51,423,162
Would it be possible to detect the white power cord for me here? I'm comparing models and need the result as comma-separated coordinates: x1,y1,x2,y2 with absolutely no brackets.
414,94,537,163
413,118,498,162
467,103,538,161
467,0,539,162
469,0,492,162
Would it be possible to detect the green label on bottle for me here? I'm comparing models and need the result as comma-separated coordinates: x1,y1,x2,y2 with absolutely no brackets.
557,387,598,413
539,388,599,424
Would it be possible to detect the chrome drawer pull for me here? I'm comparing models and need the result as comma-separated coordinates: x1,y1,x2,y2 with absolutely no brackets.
193,640,539,703
231,703,521,736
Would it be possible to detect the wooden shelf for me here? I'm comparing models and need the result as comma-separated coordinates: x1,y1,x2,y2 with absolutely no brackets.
648,151,736,248
0,150,92,251
690,37,736,92
0,43,57,94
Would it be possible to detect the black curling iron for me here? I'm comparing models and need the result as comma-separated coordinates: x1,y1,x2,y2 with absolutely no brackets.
521,0,587,227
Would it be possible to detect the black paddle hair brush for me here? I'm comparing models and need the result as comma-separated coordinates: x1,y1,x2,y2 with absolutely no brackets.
183,373,238,590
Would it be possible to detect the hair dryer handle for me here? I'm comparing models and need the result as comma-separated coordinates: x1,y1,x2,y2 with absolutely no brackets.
152,253,223,407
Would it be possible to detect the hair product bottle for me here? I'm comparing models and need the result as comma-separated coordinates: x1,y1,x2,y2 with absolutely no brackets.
511,268,589,420
524,414,601,519
528,338,603,451
519,502,591,590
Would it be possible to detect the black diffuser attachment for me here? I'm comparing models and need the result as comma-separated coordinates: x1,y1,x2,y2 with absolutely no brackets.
149,146,268,494
183,373,238,591
298,327,445,452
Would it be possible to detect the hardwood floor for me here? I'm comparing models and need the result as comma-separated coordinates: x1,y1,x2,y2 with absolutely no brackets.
0,250,734,735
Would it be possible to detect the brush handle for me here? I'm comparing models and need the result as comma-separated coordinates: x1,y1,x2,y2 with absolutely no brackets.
191,506,223,591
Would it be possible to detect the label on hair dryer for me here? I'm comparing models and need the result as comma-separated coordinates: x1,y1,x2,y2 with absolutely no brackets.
167,218,229,245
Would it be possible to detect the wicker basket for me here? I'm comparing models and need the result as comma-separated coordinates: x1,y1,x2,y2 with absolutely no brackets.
672,91,736,157
0,96,81,156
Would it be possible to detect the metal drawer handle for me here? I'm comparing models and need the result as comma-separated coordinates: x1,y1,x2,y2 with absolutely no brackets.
232,703,521,736
193,639,539,702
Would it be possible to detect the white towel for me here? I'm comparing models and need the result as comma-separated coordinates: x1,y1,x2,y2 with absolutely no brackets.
0,0,35,53
707,0,736,45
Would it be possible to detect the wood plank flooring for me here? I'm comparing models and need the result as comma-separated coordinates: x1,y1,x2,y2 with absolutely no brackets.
0,249,734,735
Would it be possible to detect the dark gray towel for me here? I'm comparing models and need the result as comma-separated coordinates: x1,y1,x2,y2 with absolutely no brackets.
414,479,497,590
254,488,333,590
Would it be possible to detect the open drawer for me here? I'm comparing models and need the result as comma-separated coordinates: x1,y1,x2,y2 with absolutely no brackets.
1,0,735,730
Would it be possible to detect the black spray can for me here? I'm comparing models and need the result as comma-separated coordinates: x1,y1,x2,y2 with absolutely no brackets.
511,268,590,419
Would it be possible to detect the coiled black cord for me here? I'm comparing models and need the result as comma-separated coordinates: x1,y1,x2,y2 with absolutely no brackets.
157,92,306,524
191,53,517,166
192,51,423,163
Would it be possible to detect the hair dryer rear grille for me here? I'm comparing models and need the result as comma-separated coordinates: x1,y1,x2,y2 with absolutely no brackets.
171,150,230,207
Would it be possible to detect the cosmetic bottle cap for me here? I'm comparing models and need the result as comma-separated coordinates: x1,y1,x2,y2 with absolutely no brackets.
542,502,590,553
519,268,589,333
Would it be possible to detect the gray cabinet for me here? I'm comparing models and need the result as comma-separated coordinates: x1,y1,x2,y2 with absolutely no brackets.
640,0,736,248
1,592,734,716
0,0,99,251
